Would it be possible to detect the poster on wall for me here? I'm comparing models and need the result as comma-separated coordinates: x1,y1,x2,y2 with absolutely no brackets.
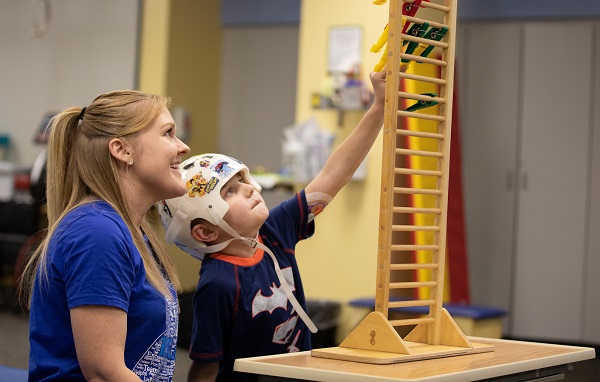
327,26,362,73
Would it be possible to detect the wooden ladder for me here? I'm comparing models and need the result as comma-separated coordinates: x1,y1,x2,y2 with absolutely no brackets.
312,0,494,364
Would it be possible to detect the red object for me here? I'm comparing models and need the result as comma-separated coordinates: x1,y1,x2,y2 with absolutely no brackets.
446,68,470,304
401,0,430,34
14,172,30,191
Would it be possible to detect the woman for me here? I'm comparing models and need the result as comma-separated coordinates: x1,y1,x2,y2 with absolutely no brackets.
19,90,190,381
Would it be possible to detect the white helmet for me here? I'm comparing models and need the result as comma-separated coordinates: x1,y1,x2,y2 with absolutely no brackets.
158,153,261,260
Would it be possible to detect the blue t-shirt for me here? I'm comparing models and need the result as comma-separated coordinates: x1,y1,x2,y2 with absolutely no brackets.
189,191,315,381
28,201,179,382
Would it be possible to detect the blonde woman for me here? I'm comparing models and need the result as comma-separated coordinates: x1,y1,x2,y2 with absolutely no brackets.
19,90,190,382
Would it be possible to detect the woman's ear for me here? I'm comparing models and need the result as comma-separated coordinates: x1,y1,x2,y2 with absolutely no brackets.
191,223,220,243
108,137,133,165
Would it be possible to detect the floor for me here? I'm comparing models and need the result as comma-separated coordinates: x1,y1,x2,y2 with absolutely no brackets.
0,310,193,381
1,308,599,381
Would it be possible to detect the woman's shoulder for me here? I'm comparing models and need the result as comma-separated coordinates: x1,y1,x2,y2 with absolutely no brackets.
56,201,129,240
63,200,123,223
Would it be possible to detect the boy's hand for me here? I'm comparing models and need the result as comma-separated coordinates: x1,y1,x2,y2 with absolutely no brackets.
369,71,387,107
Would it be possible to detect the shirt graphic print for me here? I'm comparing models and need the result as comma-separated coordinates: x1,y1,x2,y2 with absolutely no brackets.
132,291,179,381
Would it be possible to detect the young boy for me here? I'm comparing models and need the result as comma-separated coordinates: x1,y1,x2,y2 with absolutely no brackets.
159,71,386,382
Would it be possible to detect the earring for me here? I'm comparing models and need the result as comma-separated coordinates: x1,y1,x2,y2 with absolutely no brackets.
128,160,133,166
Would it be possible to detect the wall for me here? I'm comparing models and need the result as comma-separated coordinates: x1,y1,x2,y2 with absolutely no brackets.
294,1,390,338
138,0,222,290
166,1,221,157
218,25,299,173
457,20,600,344
0,0,139,166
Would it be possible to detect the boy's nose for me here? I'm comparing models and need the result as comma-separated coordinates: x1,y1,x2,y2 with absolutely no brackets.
244,183,255,197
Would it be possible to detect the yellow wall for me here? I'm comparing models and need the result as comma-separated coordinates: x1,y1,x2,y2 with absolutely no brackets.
295,0,390,338
138,0,171,95
166,0,221,158
140,0,395,333
139,0,221,290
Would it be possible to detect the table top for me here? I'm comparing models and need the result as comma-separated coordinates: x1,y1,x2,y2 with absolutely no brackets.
234,337,595,381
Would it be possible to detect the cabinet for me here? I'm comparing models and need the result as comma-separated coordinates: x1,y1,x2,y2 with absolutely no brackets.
457,21,600,344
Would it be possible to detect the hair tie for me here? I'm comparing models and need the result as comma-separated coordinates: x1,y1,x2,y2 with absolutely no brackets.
78,107,87,121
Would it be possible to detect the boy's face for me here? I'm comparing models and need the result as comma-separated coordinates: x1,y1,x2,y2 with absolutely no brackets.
220,171,269,237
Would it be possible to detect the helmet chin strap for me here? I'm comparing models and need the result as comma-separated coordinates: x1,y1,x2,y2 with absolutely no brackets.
207,206,318,334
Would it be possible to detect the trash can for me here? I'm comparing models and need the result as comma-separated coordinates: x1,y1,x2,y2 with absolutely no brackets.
177,289,195,350
306,299,341,349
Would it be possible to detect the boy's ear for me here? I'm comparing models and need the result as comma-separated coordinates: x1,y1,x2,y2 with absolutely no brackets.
191,223,219,243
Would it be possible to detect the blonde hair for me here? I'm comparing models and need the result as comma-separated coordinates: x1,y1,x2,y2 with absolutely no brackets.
20,90,180,307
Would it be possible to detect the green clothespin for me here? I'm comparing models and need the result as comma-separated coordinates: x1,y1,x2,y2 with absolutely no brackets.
405,93,438,112
418,26,448,59
402,22,429,64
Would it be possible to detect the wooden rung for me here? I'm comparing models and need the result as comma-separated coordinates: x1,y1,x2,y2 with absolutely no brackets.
399,52,447,67
390,263,438,270
392,225,441,232
396,148,443,158
397,110,445,121
399,72,446,85
389,299,436,308
390,281,437,289
400,33,448,49
394,187,442,195
398,92,446,104
391,244,439,251
404,15,448,30
389,317,435,326
396,129,444,140
393,206,441,214
389,317,435,327
395,168,443,177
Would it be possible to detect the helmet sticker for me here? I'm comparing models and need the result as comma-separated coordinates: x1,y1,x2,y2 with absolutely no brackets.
187,173,212,197
204,176,219,194
199,158,212,168
211,160,236,179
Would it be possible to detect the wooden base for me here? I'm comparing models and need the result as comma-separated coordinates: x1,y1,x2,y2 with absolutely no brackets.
311,309,494,364
311,341,494,365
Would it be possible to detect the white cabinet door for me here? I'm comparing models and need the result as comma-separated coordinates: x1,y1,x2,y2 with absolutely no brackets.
460,20,598,343
459,23,520,325
511,22,593,342
582,22,600,344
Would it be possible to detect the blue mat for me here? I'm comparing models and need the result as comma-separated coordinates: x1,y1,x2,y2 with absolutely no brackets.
349,297,506,320
0,366,27,382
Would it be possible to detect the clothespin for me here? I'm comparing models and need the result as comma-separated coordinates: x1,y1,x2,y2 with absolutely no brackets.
402,22,429,65
374,45,388,72
413,26,449,59
401,0,429,34
371,24,388,53
405,93,438,112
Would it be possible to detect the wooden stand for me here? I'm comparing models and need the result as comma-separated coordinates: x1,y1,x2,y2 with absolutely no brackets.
312,0,494,364
313,310,492,364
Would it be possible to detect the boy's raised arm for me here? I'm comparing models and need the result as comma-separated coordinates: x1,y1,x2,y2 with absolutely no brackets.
305,71,387,200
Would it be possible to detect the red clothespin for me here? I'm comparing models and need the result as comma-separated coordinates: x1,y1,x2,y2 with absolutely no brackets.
401,0,430,34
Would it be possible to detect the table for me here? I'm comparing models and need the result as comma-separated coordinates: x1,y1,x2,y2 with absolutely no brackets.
234,337,595,381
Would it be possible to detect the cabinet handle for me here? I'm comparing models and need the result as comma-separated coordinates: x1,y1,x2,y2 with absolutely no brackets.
521,171,528,190
507,171,513,190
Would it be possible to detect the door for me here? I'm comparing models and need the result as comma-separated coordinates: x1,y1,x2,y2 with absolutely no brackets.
511,22,593,342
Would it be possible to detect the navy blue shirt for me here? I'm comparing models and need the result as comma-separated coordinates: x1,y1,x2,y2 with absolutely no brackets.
189,191,315,381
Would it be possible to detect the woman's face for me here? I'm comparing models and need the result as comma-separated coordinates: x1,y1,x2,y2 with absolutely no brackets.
127,107,190,205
